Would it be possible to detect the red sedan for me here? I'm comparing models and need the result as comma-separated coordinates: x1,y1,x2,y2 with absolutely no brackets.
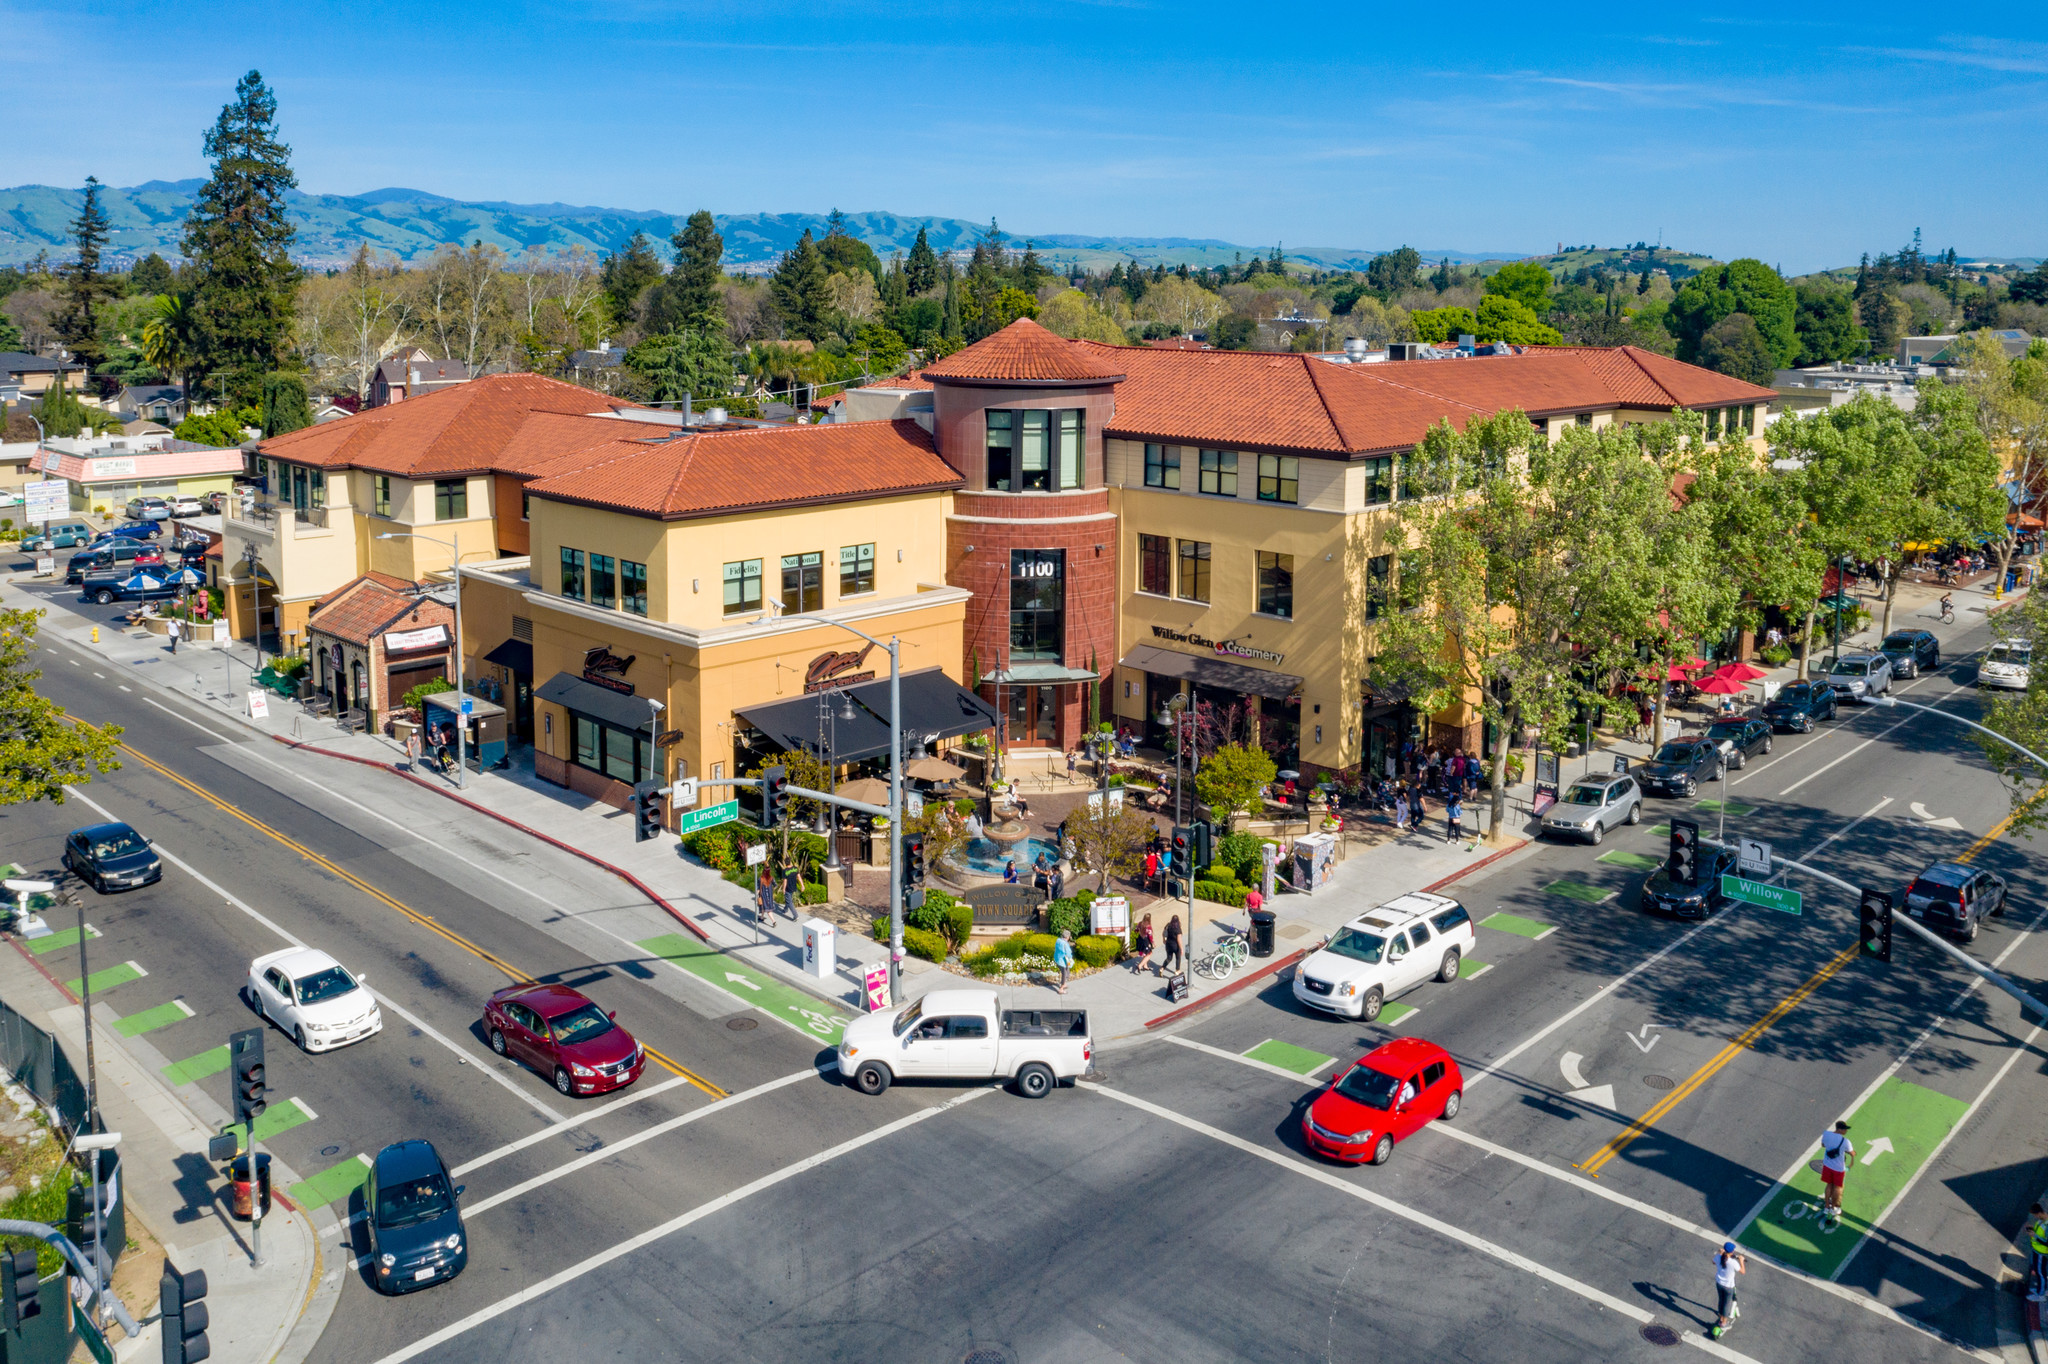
483,983,645,1097
1302,1037,1462,1166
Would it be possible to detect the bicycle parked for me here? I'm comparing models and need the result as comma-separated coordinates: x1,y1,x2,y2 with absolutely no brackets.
1195,920,1252,980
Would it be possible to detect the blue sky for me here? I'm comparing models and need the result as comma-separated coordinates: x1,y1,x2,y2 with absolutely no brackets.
4,1,2044,272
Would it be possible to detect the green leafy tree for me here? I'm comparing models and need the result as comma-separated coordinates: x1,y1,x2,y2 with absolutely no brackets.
1696,312,1777,385
849,322,907,373
175,409,251,447
0,608,123,804
182,72,300,406
1409,306,1475,344
37,379,101,437
905,226,940,296
1474,295,1562,345
1669,259,1796,367
1037,288,1126,344
1193,742,1276,819
599,231,665,331
770,230,832,341
626,328,734,404
1972,586,2048,836
1949,330,2048,593
1365,247,1423,298
818,210,882,284
1793,285,1865,364
1210,314,1257,350
55,177,121,368
1858,289,1909,356
1484,261,1553,313
260,371,313,436
0,311,20,352
1067,797,1151,892
128,253,174,297
1686,436,1821,662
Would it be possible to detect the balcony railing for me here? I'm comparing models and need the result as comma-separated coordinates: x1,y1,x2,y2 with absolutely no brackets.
228,501,278,531
293,504,330,531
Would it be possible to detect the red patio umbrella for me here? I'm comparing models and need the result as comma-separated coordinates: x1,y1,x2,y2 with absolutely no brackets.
1710,662,1768,683
1695,674,1748,695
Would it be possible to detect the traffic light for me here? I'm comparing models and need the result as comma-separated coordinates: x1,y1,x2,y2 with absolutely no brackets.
1859,888,1893,961
1,1246,40,1330
1191,821,1213,873
1669,818,1700,886
159,1260,210,1364
230,1028,266,1126
631,780,664,843
65,1179,112,1281
901,833,925,889
761,765,789,825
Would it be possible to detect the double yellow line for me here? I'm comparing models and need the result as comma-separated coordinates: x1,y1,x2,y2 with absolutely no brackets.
75,720,725,1098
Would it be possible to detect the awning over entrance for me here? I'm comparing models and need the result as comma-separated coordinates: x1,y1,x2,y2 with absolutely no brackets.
536,672,656,732
736,667,997,762
484,639,533,673
978,662,1099,685
1117,643,1304,701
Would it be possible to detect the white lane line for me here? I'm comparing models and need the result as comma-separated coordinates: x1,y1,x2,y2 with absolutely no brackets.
450,1073,695,1177
93,671,105,678
364,1086,995,1364
142,695,238,743
1733,658,1971,788
460,1065,824,1217
59,780,566,1127
1168,1036,1329,1086
1083,1083,1756,1362
118,684,131,692
1777,735,1881,797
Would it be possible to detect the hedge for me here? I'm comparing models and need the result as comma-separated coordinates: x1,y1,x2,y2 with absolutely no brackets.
902,926,949,962
1193,880,1249,908
1215,831,1269,885
1201,863,1239,886
963,931,1122,975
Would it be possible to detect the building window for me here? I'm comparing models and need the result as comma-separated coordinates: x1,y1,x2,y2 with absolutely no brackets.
574,715,600,769
310,468,325,508
1176,539,1211,603
1144,443,1180,490
723,558,763,615
374,476,390,516
1198,449,1237,497
1009,549,1065,660
570,714,654,785
1576,411,1593,427
985,409,1085,493
1017,410,1051,491
589,553,616,610
1257,551,1293,618
839,543,875,596
1396,453,1420,500
560,547,585,601
521,489,531,520
781,551,823,613
1138,533,1172,596
1366,554,1391,620
1056,409,1084,490
1740,404,1756,434
1257,454,1298,505
434,479,467,520
1363,456,1394,505
621,559,647,616
986,410,1013,491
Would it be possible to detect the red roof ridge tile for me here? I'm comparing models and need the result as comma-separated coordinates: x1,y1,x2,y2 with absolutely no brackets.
924,318,1126,383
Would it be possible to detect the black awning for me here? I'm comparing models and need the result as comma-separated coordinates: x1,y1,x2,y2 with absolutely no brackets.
536,671,656,732
736,668,997,762
1117,643,1304,701
484,639,533,674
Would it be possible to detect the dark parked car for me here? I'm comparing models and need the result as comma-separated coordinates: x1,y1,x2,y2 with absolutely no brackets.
62,822,162,893
81,569,181,605
1705,716,1773,770
1640,845,1739,919
366,1140,467,1293
100,520,160,542
1761,680,1838,732
483,982,645,1096
1903,862,2008,943
1879,629,1940,679
1635,736,1724,797
65,540,161,583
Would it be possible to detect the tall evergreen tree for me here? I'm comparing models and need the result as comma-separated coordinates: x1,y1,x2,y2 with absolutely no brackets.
600,232,665,333
182,72,299,406
129,252,174,297
1018,241,1047,294
646,210,725,336
56,177,120,368
770,230,832,341
906,226,939,296
942,272,963,342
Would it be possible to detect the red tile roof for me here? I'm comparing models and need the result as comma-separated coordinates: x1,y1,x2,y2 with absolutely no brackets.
922,318,1127,384
524,418,962,520
307,574,450,649
867,370,933,390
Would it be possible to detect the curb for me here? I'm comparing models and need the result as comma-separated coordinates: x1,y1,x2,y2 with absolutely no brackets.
266,736,712,944
1143,948,1304,1030
1422,837,1532,894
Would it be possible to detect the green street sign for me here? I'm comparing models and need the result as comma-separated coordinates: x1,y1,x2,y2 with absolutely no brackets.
675,799,739,837
1721,873,1803,916
74,1303,114,1364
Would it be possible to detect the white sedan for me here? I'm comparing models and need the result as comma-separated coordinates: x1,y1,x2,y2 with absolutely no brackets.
247,947,382,1052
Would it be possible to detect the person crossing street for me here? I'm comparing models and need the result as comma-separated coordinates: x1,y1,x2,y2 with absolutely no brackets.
1709,1242,1745,1339
1818,1121,1854,1226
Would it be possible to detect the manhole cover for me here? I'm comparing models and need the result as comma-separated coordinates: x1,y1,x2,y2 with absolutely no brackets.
1640,1323,1681,1347
1643,1074,1676,1091
726,1017,758,1031
319,1144,342,1158
963,1352,1008,1364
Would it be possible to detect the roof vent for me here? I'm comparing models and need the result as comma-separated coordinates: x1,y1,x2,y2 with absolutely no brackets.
1343,337,1370,361
705,406,727,424
1456,333,1477,350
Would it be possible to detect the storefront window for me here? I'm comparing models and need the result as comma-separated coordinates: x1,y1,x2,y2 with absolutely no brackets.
1363,456,1393,505
560,547,585,601
570,714,654,785
574,715,600,767
621,559,647,616
1176,540,1210,603
1366,554,1390,619
840,543,875,596
1009,549,1064,660
1257,551,1293,618
1144,443,1180,490
435,479,467,520
782,551,823,613
589,553,616,610
1257,455,1298,505
1199,450,1237,497
1138,534,1171,596
723,558,762,615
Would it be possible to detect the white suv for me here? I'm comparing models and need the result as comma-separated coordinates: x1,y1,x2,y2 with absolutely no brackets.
1979,639,2032,692
1292,893,1475,1022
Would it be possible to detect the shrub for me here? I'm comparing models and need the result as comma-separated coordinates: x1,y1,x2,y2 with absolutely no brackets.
952,797,977,815
1758,644,1794,667
273,654,309,679
802,882,828,906
1215,831,1266,884
402,676,454,712
902,926,949,962
906,895,945,933
941,900,974,949
1073,935,1123,968
1046,895,1092,939
1193,880,1249,908
1199,863,1238,887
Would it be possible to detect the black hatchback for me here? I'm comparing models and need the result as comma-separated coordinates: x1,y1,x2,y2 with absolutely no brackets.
366,1140,467,1294
1640,845,1740,919
63,823,162,894
1879,630,1941,679
1705,717,1773,770
1636,736,1724,797
1761,680,1838,733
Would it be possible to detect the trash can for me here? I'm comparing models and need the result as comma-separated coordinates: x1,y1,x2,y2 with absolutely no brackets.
228,1152,272,1220
1248,908,1277,958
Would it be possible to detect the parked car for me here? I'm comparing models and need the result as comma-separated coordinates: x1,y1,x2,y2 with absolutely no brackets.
100,520,161,542
1705,716,1773,770
1301,1038,1463,1166
168,495,206,518
1879,629,1940,679
1903,862,2008,943
483,982,644,1096
1292,893,1475,1022
247,946,383,1051
837,988,1091,1098
366,1140,467,1294
1825,652,1893,701
1760,680,1838,732
1639,844,1740,919
62,821,162,893
21,521,94,551
1538,772,1642,844
80,568,180,605
68,539,169,584
1636,736,1724,797
1978,639,2032,692
125,496,172,521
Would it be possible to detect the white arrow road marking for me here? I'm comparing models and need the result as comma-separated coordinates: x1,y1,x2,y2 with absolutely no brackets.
1560,1051,1617,1109
724,972,762,991
1909,802,1964,830
1626,1024,1662,1054
1561,1051,1589,1090
1862,1136,1894,1164
1568,1084,1617,1110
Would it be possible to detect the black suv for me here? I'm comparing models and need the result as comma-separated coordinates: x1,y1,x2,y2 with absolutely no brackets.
1879,629,1941,679
1761,680,1838,732
1903,862,2007,943
1705,716,1773,770
1636,736,1724,797
1640,844,1741,919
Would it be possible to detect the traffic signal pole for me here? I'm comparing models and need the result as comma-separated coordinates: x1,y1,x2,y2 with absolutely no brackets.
0,1219,141,1338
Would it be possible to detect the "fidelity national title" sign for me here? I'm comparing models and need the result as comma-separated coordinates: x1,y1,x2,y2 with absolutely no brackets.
1150,625,1285,666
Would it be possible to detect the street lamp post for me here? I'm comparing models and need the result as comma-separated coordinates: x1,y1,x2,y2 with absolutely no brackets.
377,531,467,788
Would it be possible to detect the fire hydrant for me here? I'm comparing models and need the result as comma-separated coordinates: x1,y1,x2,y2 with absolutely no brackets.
91,626,99,644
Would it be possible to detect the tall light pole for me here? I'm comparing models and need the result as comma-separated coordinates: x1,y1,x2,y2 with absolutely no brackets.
378,530,468,787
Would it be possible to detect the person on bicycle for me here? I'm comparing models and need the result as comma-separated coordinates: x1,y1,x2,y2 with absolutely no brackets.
1939,592,1954,620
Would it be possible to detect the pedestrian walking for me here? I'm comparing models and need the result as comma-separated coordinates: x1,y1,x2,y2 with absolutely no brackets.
782,862,803,920
1161,914,1183,977
1130,913,1155,974
1066,750,1078,781
1245,885,1263,915
1446,792,1464,842
1393,787,1409,831
1410,786,1428,831
2026,1202,2048,1303
1709,1243,1745,1339
166,616,181,654
1053,930,1074,994
1818,1120,1854,1225
755,867,775,927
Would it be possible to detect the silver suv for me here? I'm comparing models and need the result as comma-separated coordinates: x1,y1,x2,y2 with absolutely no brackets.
1539,772,1643,844
1825,652,1892,701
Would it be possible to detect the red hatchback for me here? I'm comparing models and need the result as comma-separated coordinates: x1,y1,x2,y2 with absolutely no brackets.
1302,1037,1462,1166
483,983,645,1096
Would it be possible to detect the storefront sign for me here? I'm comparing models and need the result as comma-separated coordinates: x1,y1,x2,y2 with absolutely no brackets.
863,961,892,1012
1090,895,1129,938
805,643,875,693
23,479,67,522
248,691,269,718
88,457,135,478
330,643,344,671
582,645,636,694
383,624,447,653
1148,625,1285,666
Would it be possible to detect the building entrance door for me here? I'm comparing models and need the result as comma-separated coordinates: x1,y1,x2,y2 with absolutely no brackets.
1005,684,1057,746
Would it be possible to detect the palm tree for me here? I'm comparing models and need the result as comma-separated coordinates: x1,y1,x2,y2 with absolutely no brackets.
140,293,194,394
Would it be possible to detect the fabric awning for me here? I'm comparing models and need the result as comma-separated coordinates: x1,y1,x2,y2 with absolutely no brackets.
536,672,656,732
736,667,997,762
484,639,533,673
1117,643,1304,701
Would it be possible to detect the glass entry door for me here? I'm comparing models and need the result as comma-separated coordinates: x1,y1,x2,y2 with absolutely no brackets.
1005,685,1058,745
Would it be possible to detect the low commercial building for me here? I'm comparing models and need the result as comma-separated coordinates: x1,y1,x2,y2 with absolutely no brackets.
304,573,455,727
30,433,242,514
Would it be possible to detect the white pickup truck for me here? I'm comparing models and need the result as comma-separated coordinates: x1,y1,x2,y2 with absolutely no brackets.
837,988,1092,1099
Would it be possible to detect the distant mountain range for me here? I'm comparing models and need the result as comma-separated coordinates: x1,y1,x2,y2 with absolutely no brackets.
0,181,1522,273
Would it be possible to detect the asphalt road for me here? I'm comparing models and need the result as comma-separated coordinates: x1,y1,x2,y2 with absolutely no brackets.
13,602,2045,1364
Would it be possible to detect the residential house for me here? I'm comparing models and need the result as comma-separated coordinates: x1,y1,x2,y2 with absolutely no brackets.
367,348,473,408
116,384,188,425
0,352,86,399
